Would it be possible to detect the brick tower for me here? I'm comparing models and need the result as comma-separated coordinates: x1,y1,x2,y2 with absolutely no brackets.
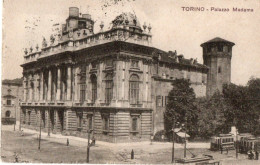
201,37,235,97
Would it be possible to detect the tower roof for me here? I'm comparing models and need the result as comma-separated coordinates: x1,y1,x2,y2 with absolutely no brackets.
201,37,235,47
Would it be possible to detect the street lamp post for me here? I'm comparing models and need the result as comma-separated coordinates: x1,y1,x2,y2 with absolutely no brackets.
236,129,238,159
48,108,50,137
38,119,41,150
172,116,175,163
14,105,16,131
19,107,22,131
86,129,92,163
184,117,187,158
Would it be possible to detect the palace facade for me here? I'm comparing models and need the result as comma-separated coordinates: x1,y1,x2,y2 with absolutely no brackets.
20,7,234,142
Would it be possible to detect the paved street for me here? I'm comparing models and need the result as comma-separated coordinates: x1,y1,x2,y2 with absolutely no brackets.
1,124,260,164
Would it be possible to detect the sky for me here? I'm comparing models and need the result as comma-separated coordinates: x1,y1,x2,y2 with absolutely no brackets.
2,0,260,85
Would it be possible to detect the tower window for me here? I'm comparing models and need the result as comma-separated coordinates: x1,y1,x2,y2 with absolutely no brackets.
218,67,222,73
217,45,223,52
207,47,211,53
228,46,231,52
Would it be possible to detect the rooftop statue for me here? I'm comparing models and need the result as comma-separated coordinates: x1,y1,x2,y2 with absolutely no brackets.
111,12,141,30
42,37,47,48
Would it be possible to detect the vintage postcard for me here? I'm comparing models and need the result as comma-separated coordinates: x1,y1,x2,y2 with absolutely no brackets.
1,0,260,164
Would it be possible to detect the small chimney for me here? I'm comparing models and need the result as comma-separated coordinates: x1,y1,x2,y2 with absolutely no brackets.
190,58,194,64
178,55,184,61
194,58,198,64
168,51,176,59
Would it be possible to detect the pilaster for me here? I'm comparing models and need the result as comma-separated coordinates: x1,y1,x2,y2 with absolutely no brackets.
74,66,79,101
47,69,52,101
67,65,72,100
56,66,61,101
40,71,44,101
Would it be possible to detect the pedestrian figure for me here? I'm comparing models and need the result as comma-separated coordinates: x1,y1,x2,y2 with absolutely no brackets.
248,150,254,160
67,138,69,146
131,149,134,159
14,152,18,163
91,136,95,146
220,146,223,154
226,148,229,154
255,151,259,160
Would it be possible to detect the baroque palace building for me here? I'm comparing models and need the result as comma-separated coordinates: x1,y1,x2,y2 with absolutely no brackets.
20,7,234,142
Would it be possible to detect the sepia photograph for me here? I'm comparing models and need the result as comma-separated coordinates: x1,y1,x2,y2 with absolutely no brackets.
1,0,260,164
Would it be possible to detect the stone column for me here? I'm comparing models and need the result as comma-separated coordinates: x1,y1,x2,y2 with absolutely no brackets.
74,67,79,101
29,75,32,101
67,65,71,100
56,66,61,101
37,74,40,101
40,71,44,101
23,77,27,101
47,69,52,101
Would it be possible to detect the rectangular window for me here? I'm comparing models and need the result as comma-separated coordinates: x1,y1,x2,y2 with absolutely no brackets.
77,111,83,131
165,96,168,106
105,59,113,68
156,96,162,107
218,67,222,73
105,80,113,104
132,118,138,131
131,60,139,68
6,99,11,105
102,114,109,133
91,62,97,69
129,80,139,104
80,84,86,102
130,114,140,135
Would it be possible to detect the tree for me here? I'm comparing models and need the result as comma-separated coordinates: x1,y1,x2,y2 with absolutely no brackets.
247,77,260,135
164,79,198,139
196,92,228,138
222,80,260,135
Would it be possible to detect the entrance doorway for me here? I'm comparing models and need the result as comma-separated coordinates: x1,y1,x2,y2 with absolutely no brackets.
41,110,46,128
58,110,64,132
50,110,55,131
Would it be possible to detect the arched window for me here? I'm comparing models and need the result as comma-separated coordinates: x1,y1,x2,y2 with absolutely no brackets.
129,74,140,104
5,110,11,117
105,73,113,104
91,74,97,103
